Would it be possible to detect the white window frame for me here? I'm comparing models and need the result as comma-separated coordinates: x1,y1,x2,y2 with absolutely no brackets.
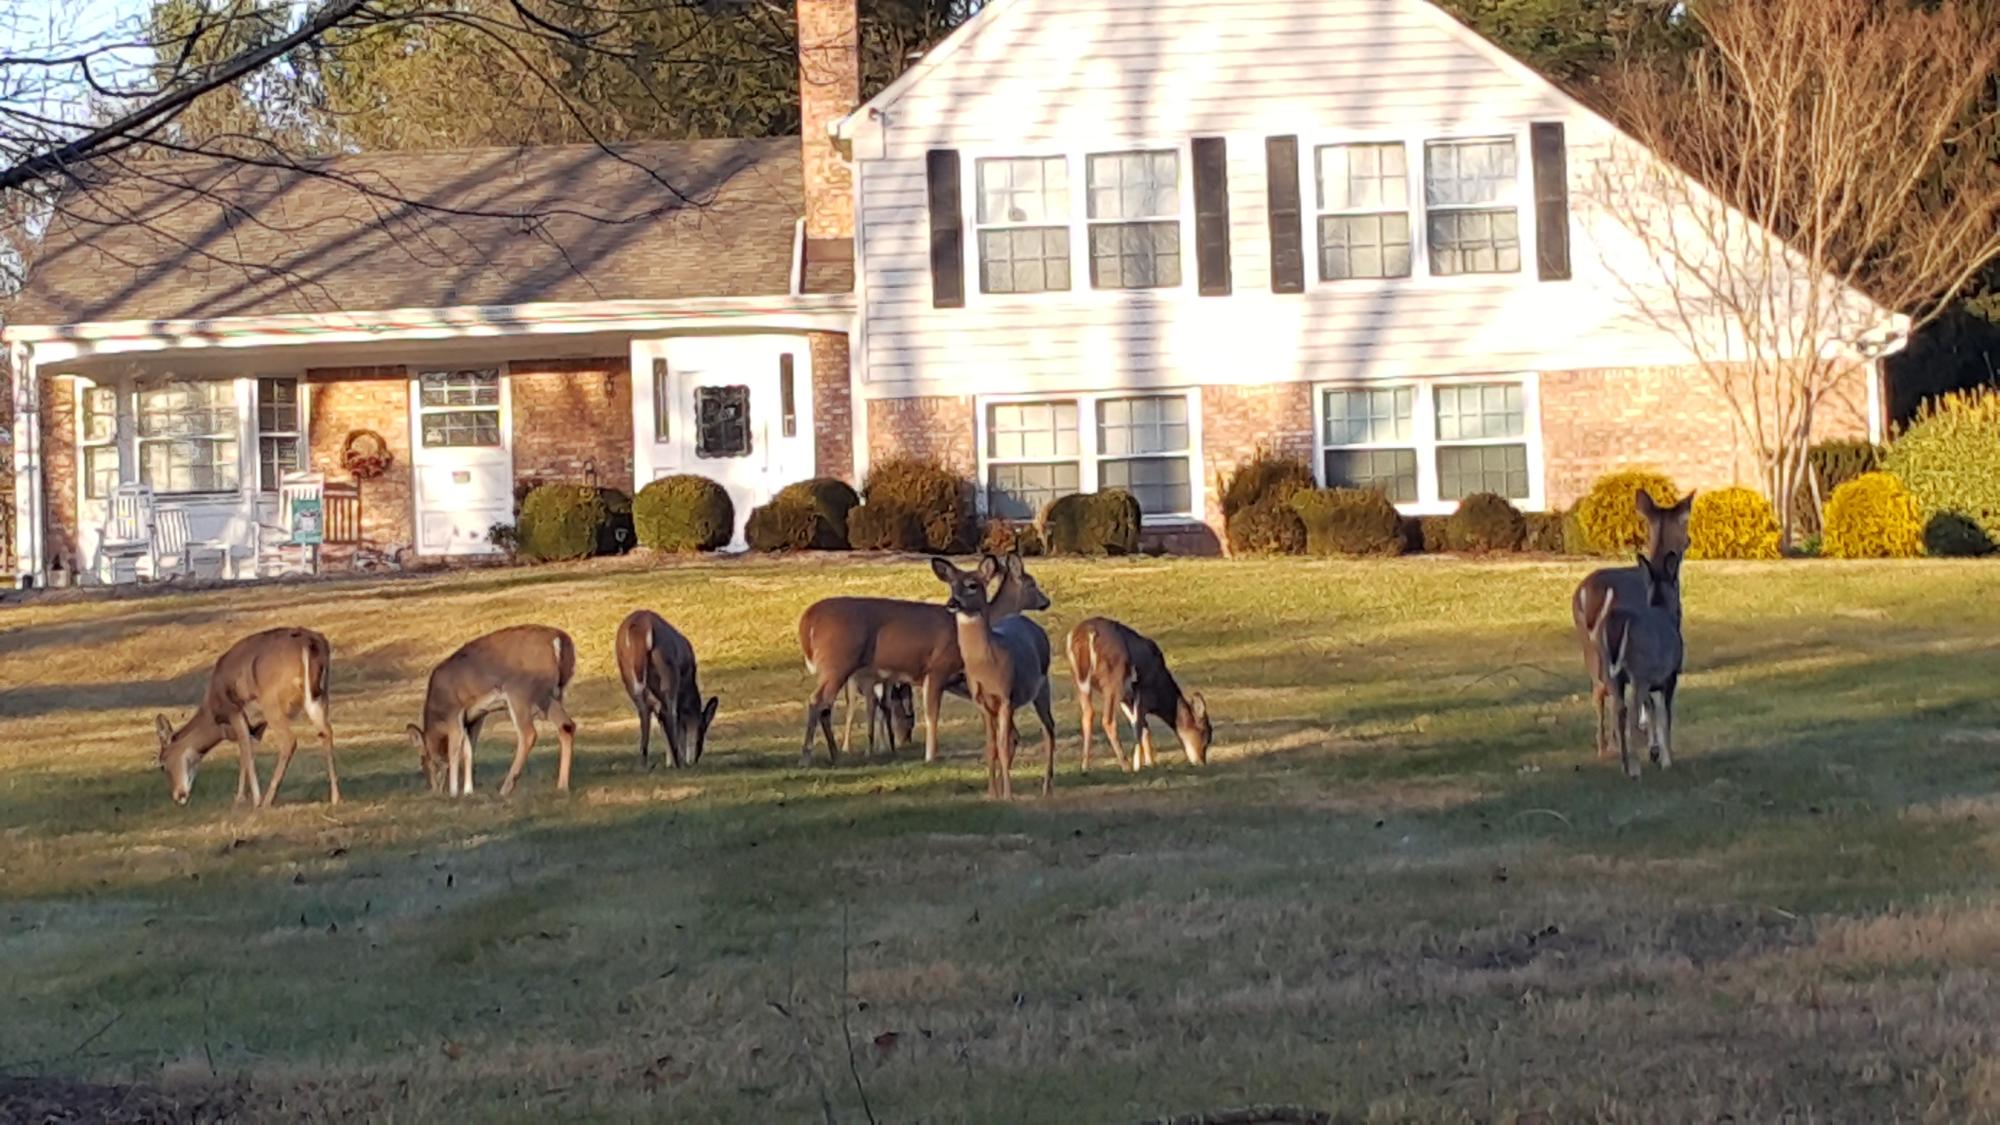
1313,140,1415,282
1084,148,1186,292
1300,125,1538,293
414,367,506,450
973,154,1074,296
134,379,243,497
975,388,1205,524
77,383,120,501
255,375,308,493
1312,374,1544,516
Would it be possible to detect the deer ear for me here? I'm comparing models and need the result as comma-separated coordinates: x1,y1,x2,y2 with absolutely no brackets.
978,554,1002,583
929,557,956,583
154,714,173,746
1191,692,1208,719
1635,490,1660,518
404,723,425,749
701,696,719,731
1006,552,1027,577
1634,551,1651,572
1672,490,1696,520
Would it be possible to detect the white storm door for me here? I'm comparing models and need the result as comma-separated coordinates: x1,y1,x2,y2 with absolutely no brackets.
409,368,512,556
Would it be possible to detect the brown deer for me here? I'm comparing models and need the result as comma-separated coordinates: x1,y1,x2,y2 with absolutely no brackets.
840,680,915,759
1572,490,1693,757
614,610,719,769
796,554,1048,767
931,554,1058,799
406,625,577,796
1066,617,1212,772
1591,552,1684,779
155,627,337,808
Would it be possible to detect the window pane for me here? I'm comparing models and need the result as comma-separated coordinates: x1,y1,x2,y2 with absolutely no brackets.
259,435,302,491
137,382,235,439
84,445,118,500
977,156,1069,225
695,385,752,459
83,387,117,442
987,401,1079,460
256,377,300,434
1087,150,1180,220
1438,443,1530,501
1100,456,1191,515
1424,139,1518,207
1318,213,1412,280
1318,143,1408,211
1097,395,1189,456
421,410,503,449
1323,387,1413,445
1435,382,1525,441
1089,221,1181,290
979,227,1072,294
140,438,238,494
1323,448,1417,504
420,369,499,407
987,461,1080,520
1427,208,1520,276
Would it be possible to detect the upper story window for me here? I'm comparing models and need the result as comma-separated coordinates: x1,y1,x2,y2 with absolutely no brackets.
1424,138,1521,276
1087,150,1181,290
1316,143,1412,281
976,156,1072,295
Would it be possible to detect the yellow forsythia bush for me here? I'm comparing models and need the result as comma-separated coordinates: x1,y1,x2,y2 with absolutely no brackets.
1688,486,1780,560
1572,469,1680,555
1822,472,1924,559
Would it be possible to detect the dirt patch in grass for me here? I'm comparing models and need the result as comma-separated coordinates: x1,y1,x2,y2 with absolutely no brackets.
0,1076,250,1124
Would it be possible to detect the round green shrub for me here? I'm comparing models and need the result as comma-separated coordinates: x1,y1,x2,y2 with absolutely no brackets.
1411,515,1452,554
1823,472,1924,559
1289,488,1405,556
978,520,1045,558
1524,511,1568,553
1042,490,1142,556
1446,493,1527,553
1883,390,2000,554
1688,487,1780,560
634,475,734,553
1228,495,1306,555
745,497,828,553
861,458,976,553
517,483,628,563
776,478,861,549
1221,451,1315,518
1923,512,1996,558
846,502,927,552
1573,470,1680,556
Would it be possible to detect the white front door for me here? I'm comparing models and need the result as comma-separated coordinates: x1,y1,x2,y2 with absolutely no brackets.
409,368,513,556
634,336,817,548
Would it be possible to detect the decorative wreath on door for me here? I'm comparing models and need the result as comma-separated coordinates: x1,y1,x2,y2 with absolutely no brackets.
341,429,395,480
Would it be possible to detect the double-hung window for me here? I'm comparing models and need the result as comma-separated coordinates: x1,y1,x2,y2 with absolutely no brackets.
1433,382,1530,500
137,381,239,495
1424,138,1522,276
1318,379,1537,510
1087,150,1181,290
982,392,1198,521
976,156,1071,295
1320,386,1419,502
256,376,303,491
417,369,502,447
80,386,119,500
985,400,1080,520
1316,143,1413,281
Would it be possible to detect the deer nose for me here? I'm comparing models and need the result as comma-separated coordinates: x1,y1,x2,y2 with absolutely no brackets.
173,791,190,806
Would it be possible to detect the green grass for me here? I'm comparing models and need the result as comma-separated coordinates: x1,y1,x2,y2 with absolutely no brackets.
5,555,2000,1122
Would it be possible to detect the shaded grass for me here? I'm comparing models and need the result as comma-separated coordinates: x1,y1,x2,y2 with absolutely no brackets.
3,556,2000,1120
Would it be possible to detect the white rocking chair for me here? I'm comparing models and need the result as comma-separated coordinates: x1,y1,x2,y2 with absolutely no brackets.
97,483,157,583
258,472,327,577
154,507,230,579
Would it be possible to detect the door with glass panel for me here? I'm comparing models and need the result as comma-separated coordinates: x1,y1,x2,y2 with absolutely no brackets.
409,368,511,556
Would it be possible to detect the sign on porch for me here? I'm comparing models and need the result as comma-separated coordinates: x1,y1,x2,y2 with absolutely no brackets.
290,495,325,546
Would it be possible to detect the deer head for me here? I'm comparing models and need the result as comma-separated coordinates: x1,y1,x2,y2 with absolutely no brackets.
1635,491,1696,565
407,723,447,792
681,696,720,765
156,713,199,806
932,555,998,616
1175,692,1214,766
1000,553,1050,613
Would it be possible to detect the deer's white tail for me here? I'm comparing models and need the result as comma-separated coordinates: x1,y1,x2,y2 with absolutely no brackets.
301,639,330,726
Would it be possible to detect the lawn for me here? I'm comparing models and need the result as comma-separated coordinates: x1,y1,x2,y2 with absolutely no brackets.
4,554,2000,1122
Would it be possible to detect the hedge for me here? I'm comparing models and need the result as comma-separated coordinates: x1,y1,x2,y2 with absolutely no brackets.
1290,488,1404,556
634,475,734,553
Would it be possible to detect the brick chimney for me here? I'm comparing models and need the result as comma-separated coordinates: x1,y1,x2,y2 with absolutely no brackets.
798,0,859,240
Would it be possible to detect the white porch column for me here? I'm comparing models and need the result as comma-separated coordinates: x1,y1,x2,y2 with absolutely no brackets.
10,341,40,586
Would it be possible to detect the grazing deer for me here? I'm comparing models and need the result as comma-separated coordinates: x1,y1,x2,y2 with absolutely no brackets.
155,627,338,808
931,555,1058,799
797,554,1048,767
1572,490,1694,757
406,625,577,797
841,680,915,759
1066,617,1212,772
614,610,719,769
1590,552,1684,779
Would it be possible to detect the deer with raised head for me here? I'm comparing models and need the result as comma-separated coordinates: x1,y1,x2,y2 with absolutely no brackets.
932,554,1058,799
797,554,1048,767
614,610,718,769
1066,617,1212,772
406,625,577,796
1591,551,1684,779
156,627,337,808
1572,490,1693,757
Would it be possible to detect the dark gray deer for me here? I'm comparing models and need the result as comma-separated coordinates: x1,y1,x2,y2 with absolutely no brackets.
1572,490,1693,757
1590,551,1684,779
614,610,719,769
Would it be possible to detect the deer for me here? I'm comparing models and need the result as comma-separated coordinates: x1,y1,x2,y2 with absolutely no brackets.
614,610,719,769
1590,551,1684,779
1066,617,1212,772
797,553,1048,767
406,624,577,797
931,554,1058,799
1572,490,1694,758
840,680,915,759
155,627,338,808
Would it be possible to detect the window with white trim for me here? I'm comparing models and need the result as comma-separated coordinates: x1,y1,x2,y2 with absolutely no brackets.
137,381,238,495
417,369,501,448
1086,150,1181,290
256,376,303,491
1316,143,1413,281
976,156,1072,295
982,392,1197,520
1424,138,1521,276
1319,380,1535,508
1433,382,1529,500
1320,386,1418,502
80,386,118,501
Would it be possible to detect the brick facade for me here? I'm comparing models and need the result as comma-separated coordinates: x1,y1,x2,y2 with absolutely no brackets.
1199,384,1315,542
508,357,633,493
40,378,78,571
809,333,854,481
305,366,417,553
866,395,977,478
797,0,858,240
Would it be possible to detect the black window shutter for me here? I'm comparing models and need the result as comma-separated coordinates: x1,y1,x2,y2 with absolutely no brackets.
1192,137,1232,297
1265,135,1305,294
926,149,967,308
1530,123,1572,281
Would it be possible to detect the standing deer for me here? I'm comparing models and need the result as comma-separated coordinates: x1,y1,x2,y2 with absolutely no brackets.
406,625,577,797
931,554,1058,799
841,681,915,759
156,627,338,808
797,554,1048,767
1572,490,1694,757
614,610,718,768
1066,617,1212,772
1591,552,1684,779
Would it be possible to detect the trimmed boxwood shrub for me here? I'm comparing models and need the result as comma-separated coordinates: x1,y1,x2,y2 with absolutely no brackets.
978,519,1045,558
862,458,976,554
1221,451,1314,556
1688,487,1780,560
776,478,861,549
1042,490,1142,556
1883,390,2000,556
634,475,734,553
745,497,830,553
1561,508,1595,556
1823,472,1924,559
1290,488,1404,556
1405,515,1452,554
846,503,927,551
1230,495,1307,555
517,484,631,562
1524,511,1567,553
1221,450,1315,519
1573,470,1680,556
1446,493,1526,552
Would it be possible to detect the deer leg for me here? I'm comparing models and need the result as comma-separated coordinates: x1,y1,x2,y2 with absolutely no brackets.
306,699,339,805
260,710,300,809
549,696,576,792
634,696,654,768
227,713,263,808
922,674,947,764
1103,686,1133,773
800,677,838,768
1655,678,1677,770
1077,684,1096,773
498,697,539,797
977,704,1000,798
1033,683,1057,798
840,680,860,759
996,705,1017,801
1614,682,1640,780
